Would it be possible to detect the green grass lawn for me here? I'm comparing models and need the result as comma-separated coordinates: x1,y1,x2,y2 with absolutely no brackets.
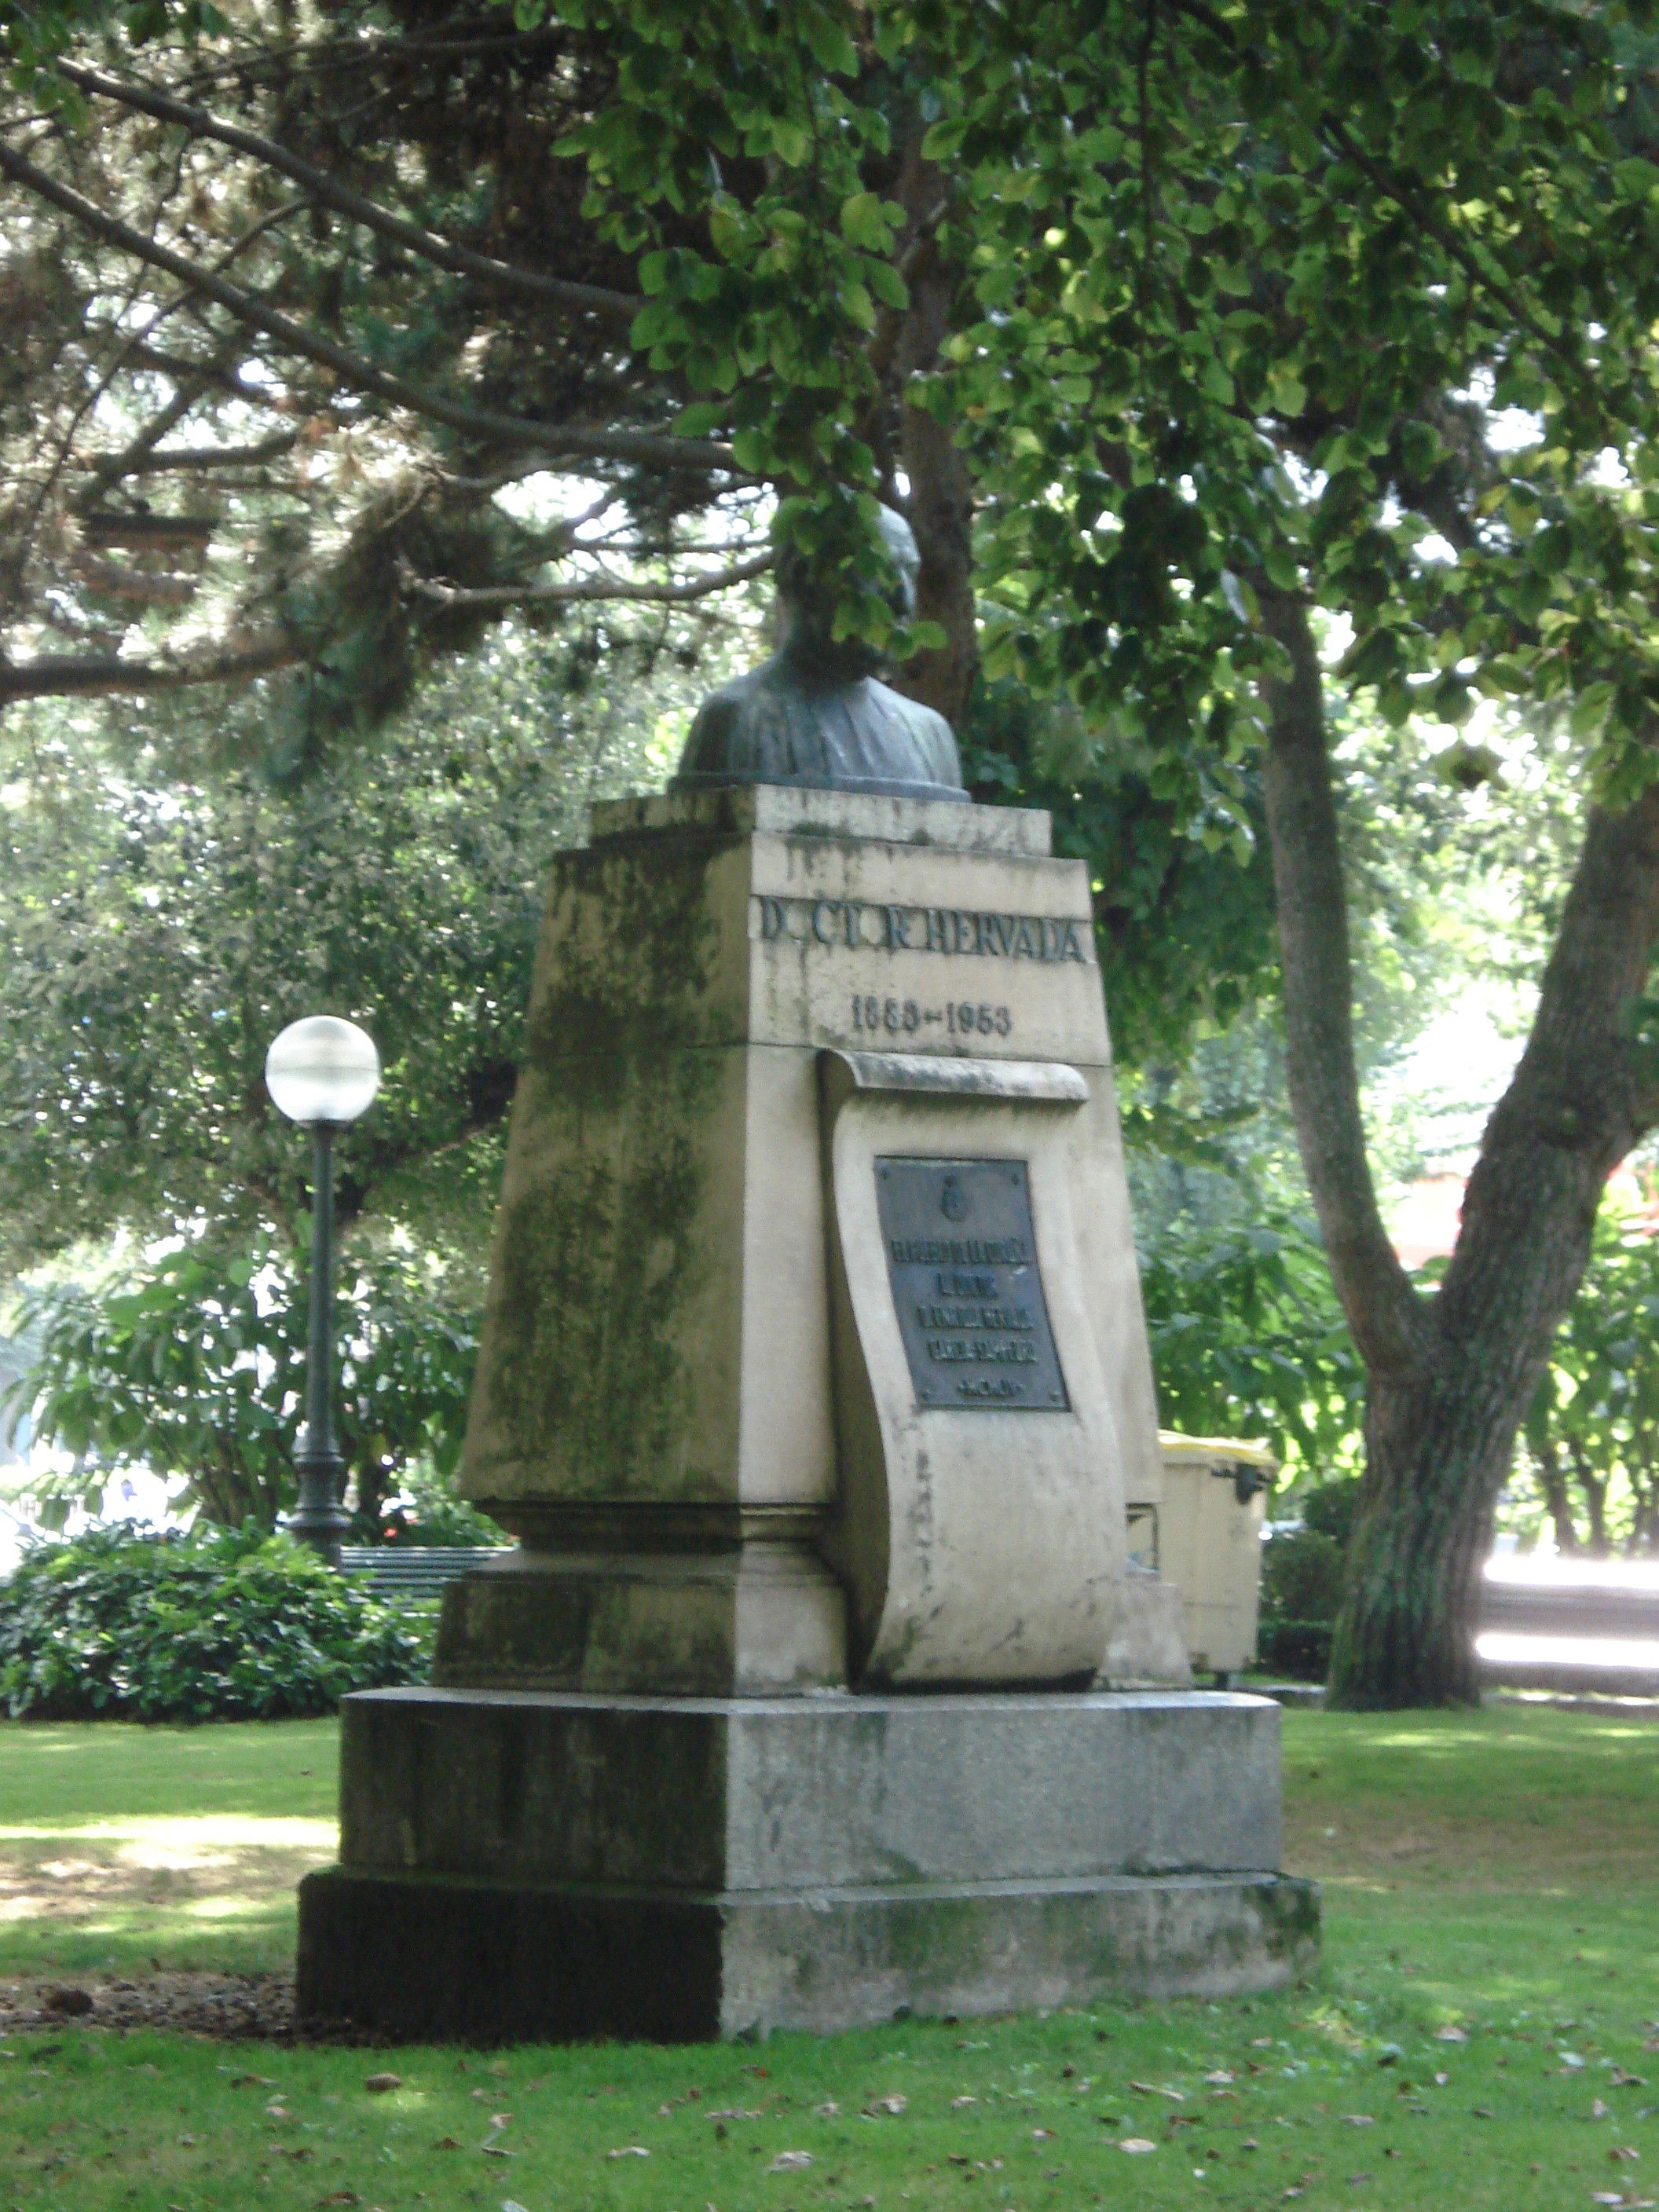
1,1702,1656,2212
0,1718,338,1974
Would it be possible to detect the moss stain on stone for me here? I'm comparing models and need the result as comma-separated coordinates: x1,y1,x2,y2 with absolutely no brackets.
481,1042,723,1499
526,836,739,1063
467,831,741,1501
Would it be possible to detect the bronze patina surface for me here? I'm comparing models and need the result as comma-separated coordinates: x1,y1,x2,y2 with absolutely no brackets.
673,507,967,802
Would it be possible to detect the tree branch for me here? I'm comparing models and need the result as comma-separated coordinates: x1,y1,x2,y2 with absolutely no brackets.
1257,584,1424,1379
399,549,772,610
69,555,199,606
0,636,299,705
55,60,643,335
90,430,302,476
0,137,734,477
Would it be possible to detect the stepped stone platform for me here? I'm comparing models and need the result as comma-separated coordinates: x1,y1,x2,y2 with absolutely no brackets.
298,1685,1318,2042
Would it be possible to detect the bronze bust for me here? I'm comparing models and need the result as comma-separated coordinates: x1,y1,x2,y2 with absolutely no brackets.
672,507,967,803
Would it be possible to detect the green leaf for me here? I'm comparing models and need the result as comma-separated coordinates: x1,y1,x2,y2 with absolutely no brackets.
865,259,910,311
840,192,891,251
1261,542,1301,591
770,116,811,167
837,279,876,331
921,117,966,160
1571,680,1616,736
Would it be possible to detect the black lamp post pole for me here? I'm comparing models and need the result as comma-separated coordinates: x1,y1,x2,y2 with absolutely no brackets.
287,1120,353,1562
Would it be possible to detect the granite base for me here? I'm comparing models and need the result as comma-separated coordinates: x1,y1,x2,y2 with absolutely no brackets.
295,1685,1318,2042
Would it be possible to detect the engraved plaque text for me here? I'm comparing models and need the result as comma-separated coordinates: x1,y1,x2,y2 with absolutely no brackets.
876,1157,1069,1412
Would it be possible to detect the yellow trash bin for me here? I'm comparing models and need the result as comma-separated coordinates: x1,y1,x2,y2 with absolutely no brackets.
1152,1431,1276,1684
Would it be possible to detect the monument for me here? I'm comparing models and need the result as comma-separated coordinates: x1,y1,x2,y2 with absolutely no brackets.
297,513,1318,2042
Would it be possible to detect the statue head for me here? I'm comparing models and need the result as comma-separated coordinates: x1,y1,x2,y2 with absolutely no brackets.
670,495,965,802
775,505,920,683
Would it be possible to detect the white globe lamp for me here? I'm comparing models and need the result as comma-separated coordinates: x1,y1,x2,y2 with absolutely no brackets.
265,1016,381,1126
266,1016,382,1560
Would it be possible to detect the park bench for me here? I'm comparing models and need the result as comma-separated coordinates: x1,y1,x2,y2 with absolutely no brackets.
338,1545,511,1603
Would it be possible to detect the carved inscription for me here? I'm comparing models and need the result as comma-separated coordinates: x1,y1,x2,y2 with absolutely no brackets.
757,895,1091,965
877,1157,1069,1412
851,994,1013,1038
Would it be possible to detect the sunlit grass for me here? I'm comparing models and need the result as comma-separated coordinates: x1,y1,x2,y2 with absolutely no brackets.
0,1719,339,1972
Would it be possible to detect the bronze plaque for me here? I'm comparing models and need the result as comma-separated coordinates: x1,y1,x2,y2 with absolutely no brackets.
876,1157,1069,1412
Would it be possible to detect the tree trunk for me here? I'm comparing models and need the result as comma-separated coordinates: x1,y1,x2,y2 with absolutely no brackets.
1566,1441,1610,1555
884,146,977,726
1258,589,1659,1705
1529,1419,1581,1555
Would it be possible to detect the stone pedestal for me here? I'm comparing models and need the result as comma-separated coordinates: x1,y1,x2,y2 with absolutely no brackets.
297,787,1317,2038
298,1686,1316,2042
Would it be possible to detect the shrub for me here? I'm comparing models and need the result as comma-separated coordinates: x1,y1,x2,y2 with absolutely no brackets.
1300,1477,1361,1550
1256,1618,1334,1679
0,1524,430,1722
1257,1522,1349,1683
372,1471,508,1548
1262,1526,1346,1623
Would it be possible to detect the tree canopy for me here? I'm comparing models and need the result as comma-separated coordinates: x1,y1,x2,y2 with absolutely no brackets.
5,0,1659,782
0,609,727,1273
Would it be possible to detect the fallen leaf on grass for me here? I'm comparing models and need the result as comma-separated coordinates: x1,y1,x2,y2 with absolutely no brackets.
767,2152,814,2173
1205,2070,1235,2085
814,2102,840,2117
1119,2137,1157,2154
863,2095,907,2116
433,2137,461,2151
1434,2027,1469,2044
1130,2080,1186,2100
1617,2071,1650,2089
364,2073,402,2094
482,2144,515,2159
317,2196,361,2207
1342,2115,1375,2127
606,2145,650,2159
1612,2148,1643,2163
1031,2128,1055,2140
1597,2100,1615,2120
950,2095,977,2109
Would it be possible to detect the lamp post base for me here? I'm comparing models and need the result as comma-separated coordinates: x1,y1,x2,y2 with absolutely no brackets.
286,1449,353,1564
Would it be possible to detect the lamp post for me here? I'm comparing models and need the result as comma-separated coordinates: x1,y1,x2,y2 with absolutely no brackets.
265,1016,382,1562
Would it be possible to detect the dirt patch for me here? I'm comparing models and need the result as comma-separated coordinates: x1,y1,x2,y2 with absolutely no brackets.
0,1818,334,1943
0,1969,298,2039
0,1970,408,2043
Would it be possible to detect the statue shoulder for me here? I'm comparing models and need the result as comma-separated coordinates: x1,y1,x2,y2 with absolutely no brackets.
866,679,962,778
680,665,778,770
